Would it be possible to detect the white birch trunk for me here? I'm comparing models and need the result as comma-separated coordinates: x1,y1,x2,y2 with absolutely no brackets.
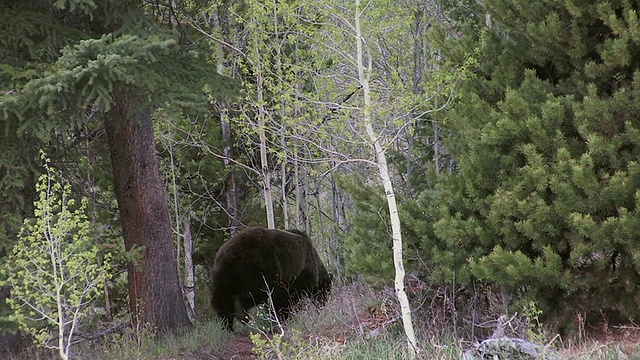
355,0,418,356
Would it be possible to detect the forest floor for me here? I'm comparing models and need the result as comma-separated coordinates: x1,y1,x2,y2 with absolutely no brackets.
202,280,640,360
185,281,640,360
211,333,257,360
6,282,640,359
207,326,640,360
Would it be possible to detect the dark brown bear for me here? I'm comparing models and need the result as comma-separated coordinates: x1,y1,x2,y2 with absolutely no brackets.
210,227,332,331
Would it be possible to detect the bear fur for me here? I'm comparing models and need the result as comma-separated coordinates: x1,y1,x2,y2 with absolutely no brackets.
210,227,332,331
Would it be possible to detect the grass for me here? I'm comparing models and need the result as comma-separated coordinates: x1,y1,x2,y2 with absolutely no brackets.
6,282,640,359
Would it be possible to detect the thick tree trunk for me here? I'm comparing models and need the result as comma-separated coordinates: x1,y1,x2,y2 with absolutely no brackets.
104,92,190,333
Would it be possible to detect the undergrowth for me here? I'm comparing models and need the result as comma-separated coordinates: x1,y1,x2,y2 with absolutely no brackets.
5,282,640,359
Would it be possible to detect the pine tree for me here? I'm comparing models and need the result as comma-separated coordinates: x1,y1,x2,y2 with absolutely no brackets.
0,0,235,334
0,0,84,348
431,0,640,327
341,179,397,285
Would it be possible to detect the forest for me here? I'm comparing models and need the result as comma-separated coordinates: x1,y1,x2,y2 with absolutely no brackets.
1,0,640,359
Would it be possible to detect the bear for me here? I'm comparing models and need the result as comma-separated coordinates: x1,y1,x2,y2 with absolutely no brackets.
210,227,332,331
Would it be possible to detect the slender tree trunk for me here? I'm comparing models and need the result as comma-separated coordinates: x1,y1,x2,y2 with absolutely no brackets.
330,163,345,276
434,123,440,175
355,0,418,356
104,91,190,333
183,218,195,321
304,182,310,232
252,25,275,229
405,131,414,195
274,6,290,231
216,0,240,234
220,110,239,233
281,137,289,229
168,141,182,283
294,154,303,229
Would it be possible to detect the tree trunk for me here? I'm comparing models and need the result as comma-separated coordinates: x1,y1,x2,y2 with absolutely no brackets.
330,163,345,276
183,218,195,321
253,26,275,229
434,122,441,175
216,0,240,234
220,110,239,233
355,0,418,356
104,91,190,333
294,154,303,229
280,135,290,229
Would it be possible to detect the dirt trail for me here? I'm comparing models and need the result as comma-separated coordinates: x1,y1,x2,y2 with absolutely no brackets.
209,333,257,360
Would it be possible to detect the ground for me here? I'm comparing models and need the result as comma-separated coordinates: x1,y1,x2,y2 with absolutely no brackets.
7,282,640,359
211,333,257,360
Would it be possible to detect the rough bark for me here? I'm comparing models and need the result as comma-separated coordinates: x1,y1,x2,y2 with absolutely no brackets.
104,91,190,333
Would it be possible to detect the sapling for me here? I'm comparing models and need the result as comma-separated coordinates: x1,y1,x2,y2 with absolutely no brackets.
0,155,110,360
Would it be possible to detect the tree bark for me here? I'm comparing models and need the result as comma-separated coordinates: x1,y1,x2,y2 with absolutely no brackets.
220,110,239,233
183,218,195,321
281,146,289,229
355,0,418,356
253,25,275,229
294,154,303,229
104,91,190,333
216,0,240,234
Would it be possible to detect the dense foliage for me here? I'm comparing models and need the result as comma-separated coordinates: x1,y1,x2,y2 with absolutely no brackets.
0,157,111,359
2,0,640,355
0,0,234,345
426,0,640,327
